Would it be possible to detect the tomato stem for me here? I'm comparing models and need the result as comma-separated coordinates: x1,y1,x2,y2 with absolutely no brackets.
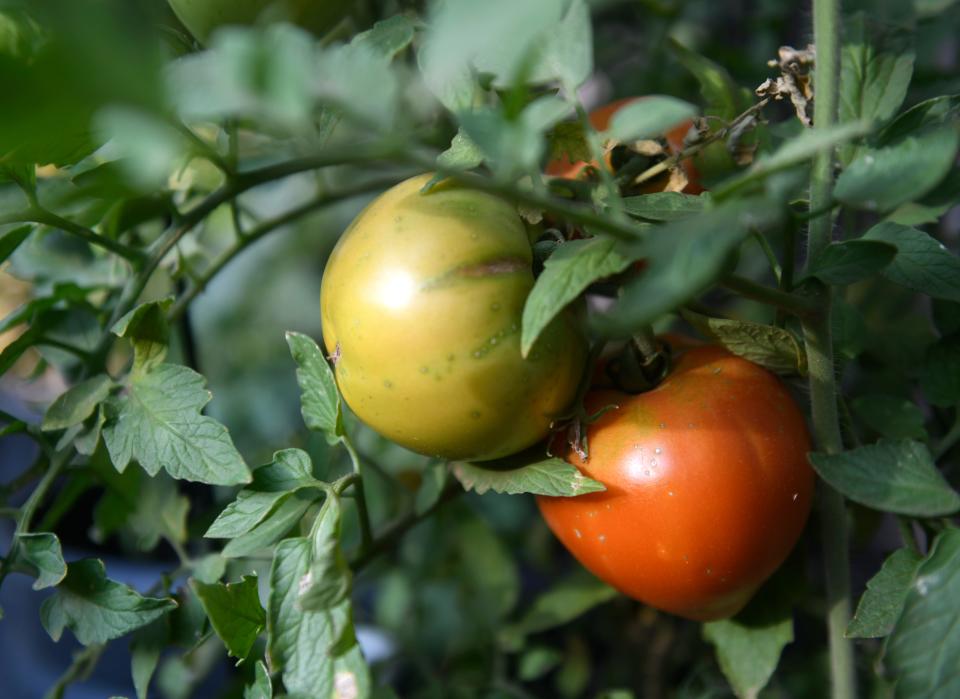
804,0,857,697
343,439,374,553
606,329,670,393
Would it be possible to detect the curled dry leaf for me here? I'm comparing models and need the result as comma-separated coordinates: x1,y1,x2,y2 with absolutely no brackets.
757,44,816,127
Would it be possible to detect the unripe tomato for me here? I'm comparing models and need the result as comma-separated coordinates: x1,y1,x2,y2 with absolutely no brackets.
537,345,813,621
320,174,587,462
168,0,354,43
546,97,703,194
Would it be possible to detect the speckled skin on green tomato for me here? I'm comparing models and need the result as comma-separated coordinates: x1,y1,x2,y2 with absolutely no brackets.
167,0,355,43
320,174,587,462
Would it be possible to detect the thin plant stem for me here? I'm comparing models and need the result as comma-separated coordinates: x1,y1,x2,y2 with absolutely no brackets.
720,275,818,316
751,231,782,282
0,207,145,263
343,439,374,553
0,448,72,588
43,644,105,699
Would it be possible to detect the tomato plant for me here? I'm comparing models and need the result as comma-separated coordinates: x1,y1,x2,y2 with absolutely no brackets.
2,1,960,698
320,174,586,461
538,345,814,621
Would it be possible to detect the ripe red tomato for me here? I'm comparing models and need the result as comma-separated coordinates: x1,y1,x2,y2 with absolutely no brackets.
546,97,703,194
537,345,814,621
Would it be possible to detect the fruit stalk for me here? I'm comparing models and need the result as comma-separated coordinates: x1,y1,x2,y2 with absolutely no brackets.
805,0,857,698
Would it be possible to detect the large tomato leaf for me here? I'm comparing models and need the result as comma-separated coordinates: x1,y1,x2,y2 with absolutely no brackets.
451,458,605,497
808,440,960,516
885,528,960,698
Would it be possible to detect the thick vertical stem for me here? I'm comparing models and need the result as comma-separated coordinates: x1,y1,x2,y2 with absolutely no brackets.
804,314,856,699
805,1,857,697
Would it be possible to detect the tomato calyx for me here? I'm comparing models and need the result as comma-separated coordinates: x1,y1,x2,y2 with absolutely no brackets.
603,333,672,394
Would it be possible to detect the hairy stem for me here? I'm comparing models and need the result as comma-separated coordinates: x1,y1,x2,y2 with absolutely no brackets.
805,2,856,696
343,439,374,553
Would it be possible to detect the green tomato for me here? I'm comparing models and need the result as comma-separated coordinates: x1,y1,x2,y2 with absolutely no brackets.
320,174,587,462
167,0,354,43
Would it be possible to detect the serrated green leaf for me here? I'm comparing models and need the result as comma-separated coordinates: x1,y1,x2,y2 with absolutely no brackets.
682,311,806,375
102,363,250,486
885,528,960,697
605,96,697,143
847,548,922,639
299,493,352,613
286,331,343,446
40,559,176,646
835,127,960,212
221,491,317,559
192,575,265,661
206,449,320,539
452,458,605,497
15,532,67,590
522,237,632,356
803,239,897,285
42,374,113,431
839,14,915,165
267,538,370,698
809,440,960,516
864,222,960,303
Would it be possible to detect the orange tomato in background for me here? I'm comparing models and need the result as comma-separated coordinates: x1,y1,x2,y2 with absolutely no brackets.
546,97,703,194
537,345,814,621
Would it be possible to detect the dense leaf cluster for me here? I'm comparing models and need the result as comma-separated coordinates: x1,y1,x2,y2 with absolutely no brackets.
0,0,959,697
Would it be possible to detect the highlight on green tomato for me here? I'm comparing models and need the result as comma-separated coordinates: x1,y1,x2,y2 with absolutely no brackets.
167,0,355,43
320,174,587,462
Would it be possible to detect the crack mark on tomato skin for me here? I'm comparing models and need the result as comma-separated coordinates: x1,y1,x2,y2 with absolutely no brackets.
421,256,530,290
456,257,529,277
